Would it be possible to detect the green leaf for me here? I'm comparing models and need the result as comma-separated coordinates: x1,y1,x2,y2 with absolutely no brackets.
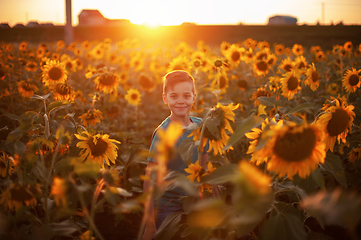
286,103,314,115
178,138,197,164
53,157,78,177
322,152,347,187
257,96,276,107
165,172,199,197
260,214,307,240
310,168,325,190
48,100,73,115
74,161,101,179
31,91,52,101
154,212,183,240
223,115,264,151
200,163,239,184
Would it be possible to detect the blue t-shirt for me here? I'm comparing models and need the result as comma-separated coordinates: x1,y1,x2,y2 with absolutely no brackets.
148,116,208,207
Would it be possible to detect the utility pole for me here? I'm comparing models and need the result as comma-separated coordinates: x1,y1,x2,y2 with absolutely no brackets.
322,2,325,25
65,0,74,45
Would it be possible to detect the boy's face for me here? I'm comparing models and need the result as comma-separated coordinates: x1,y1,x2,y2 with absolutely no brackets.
163,81,196,118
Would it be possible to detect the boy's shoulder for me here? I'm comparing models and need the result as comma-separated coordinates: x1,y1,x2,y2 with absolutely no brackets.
190,116,203,125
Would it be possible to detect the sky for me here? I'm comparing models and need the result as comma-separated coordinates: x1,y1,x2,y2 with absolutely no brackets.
1,0,361,27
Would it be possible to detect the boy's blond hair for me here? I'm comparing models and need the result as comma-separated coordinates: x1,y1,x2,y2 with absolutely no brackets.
163,70,195,95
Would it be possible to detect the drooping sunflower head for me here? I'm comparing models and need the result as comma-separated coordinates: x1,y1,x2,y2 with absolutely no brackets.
42,60,68,86
75,131,120,168
0,182,38,212
52,82,74,101
124,88,142,106
342,68,361,93
255,121,327,179
17,80,38,98
78,109,103,127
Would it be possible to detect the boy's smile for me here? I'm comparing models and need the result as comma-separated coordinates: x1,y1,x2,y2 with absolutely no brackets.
163,81,196,124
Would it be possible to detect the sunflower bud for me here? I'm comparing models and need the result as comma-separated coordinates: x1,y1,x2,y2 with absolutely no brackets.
214,60,222,67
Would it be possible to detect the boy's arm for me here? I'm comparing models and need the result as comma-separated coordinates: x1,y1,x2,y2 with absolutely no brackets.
141,161,158,240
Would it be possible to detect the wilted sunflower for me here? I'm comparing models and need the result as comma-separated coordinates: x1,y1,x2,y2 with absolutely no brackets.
253,59,269,76
189,103,239,155
255,121,326,179
342,68,361,93
316,98,355,152
124,88,142,106
75,131,120,168
93,72,120,93
0,182,38,212
17,80,38,98
52,83,74,101
42,60,68,86
280,70,302,100
79,109,104,127
304,63,320,91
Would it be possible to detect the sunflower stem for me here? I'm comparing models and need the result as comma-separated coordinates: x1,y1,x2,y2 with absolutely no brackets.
40,151,49,225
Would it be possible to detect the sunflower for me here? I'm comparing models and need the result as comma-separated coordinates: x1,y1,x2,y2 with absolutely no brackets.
304,63,320,91
189,103,239,155
52,82,74,101
242,48,255,63
185,160,204,182
130,56,145,72
78,109,104,127
0,182,38,212
294,56,308,70
25,61,38,72
255,49,269,61
19,41,28,51
56,40,65,49
17,80,38,98
342,68,361,93
280,70,302,100
50,177,71,207
278,57,294,72
93,72,120,93
75,131,120,168
250,86,273,106
267,54,277,67
348,147,361,164
253,59,269,76
274,44,285,55
255,121,326,179
226,44,244,68
42,60,68,86
124,88,142,106
220,41,231,56
138,74,155,92
292,44,304,56
316,98,355,152
327,83,340,95
310,46,322,55
315,51,326,62
343,41,353,52
167,55,191,73
211,70,229,93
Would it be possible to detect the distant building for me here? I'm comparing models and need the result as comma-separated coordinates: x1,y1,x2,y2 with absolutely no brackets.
78,9,130,26
268,15,297,25
0,23,11,28
26,21,40,27
13,23,25,28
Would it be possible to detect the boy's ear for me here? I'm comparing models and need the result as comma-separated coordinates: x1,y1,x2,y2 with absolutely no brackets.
163,93,167,104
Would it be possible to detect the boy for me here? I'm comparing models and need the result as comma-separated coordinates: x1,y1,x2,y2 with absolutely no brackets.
141,70,209,240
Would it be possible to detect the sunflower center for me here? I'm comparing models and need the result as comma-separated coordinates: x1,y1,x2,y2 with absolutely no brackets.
256,61,268,72
231,51,241,62
0,160,6,168
327,108,350,137
287,77,299,91
268,58,274,65
311,71,319,82
284,64,292,72
48,67,63,81
257,53,268,60
273,128,316,162
298,62,306,69
100,74,117,86
131,93,138,100
348,74,359,86
87,137,108,157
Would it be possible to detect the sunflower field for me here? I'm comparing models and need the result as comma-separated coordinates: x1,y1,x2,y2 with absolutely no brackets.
0,36,361,240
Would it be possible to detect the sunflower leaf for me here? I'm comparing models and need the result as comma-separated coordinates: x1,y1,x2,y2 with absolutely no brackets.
74,161,101,179
200,163,239,184
48,100,73,115
257,96,276,107
224,115,264,151
31,91,52,101
178,139,197,165
322,152,347,187
286,103,314,115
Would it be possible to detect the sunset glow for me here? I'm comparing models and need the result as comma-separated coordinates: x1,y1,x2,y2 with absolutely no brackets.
1,0,360,26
